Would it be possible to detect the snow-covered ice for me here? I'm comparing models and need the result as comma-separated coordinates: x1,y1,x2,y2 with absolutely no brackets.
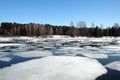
14,36,36,40
105,61,120,71
52,35,70,38
90,37,113,43
14,50,53,58
0,56,107,80
80,53,108,59
0,43,24,47
53,47,84,56
54,47,108,58
0,37,13,42
101,45,120,51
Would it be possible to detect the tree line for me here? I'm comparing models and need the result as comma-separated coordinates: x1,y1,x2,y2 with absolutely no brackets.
0,22,120,37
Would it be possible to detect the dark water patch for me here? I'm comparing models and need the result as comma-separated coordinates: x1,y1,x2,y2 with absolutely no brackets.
96,68,120,80
0,46,20,52
0,56,42,68
9,46,18,49
0,42,15,43
109,40,118,45
43,47,52,50
88,44,101,47
1,48,27,53
97,56,120,65
79,44,102,47
75,54,84,57
27,48,36,51
2,50,12,52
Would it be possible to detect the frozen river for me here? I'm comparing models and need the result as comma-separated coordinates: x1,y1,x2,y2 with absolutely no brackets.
0,36,120,80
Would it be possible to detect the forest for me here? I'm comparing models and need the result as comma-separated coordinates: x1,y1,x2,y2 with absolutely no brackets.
0,22,120,37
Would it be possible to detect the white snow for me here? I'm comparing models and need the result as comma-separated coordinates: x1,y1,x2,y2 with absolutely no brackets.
14,36,36,40
102,45,120,51
83,46,100,50
0,37,13,42
0,43,24,47
90,38,112,43
105,61,120,71
0,56,107,80
81,53,108,59
14,50,53,58
52,35,71,38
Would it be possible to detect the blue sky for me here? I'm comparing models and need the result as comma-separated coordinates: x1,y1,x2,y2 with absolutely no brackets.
0,0,120,27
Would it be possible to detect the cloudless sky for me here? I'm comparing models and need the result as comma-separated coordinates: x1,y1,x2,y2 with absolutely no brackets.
0,0,120,27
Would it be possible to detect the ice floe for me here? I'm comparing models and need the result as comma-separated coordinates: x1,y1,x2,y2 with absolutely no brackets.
0,56,107,80
80,53,108,59
53,46,108,58
14,50,53,58
0,43,24,47
14,36,36,40
105,61,120,71
101,45,120,51
52,35,70,38
60,47,83,50
0,37,13,42
53,47,84,56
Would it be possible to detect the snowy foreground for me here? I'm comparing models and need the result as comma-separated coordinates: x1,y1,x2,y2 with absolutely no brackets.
0,35,120,80
0,56,107,80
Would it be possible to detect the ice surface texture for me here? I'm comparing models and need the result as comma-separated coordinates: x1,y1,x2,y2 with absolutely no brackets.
0,56,107,80
106,61,120,71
